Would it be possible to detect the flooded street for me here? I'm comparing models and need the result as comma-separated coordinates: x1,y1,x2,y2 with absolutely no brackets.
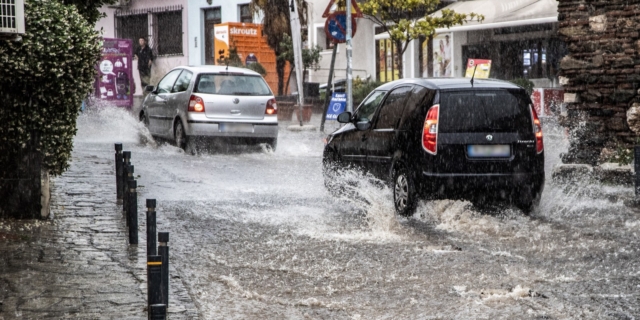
73,108,640,319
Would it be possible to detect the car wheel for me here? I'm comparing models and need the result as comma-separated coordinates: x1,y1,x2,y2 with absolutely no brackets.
174,120,194,154
393,166,417,217
267,138,277,151
140,112,149,127
323,150,343,195
514,185,540,215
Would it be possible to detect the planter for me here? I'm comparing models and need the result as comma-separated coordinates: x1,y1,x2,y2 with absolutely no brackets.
277,102,294,121
295,105,313,123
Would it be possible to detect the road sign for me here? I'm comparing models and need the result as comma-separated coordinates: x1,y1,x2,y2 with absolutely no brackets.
326,92,347,120
325,13,357,44
322,0,363,18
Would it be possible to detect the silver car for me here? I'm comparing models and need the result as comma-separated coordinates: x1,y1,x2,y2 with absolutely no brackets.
140,66,278,151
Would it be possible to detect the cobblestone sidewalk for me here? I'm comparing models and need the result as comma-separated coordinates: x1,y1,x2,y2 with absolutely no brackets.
0,146,198,319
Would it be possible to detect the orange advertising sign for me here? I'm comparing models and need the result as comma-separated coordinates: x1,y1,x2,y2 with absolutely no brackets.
213,22,289,94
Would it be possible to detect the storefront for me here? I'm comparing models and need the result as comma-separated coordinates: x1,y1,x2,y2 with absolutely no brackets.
428,0,564,88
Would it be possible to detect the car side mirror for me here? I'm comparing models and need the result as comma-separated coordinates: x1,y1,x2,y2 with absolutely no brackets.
356,119,371,131
144,85,155,93
337,112,352,123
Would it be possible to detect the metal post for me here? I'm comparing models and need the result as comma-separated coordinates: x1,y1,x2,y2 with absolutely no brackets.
147,255,163,312
124,165,134,223
149,304,167,320
320,44,339,133
346,0,353,113
635,146,640,197
115,143,123,199
146,199,157,256
158,232,169,307
122,151,131,199
128,180,138,245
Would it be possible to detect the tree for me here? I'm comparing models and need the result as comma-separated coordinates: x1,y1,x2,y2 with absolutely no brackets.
278,33,322,92
0,0,102,218
61,0,117,25
250,0,307,95
360,0,482,78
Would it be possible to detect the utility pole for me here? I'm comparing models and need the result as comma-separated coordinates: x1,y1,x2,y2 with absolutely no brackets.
289,0,306,126
346,0,353,112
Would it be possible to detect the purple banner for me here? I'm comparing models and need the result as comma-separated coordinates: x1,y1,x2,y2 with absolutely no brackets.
95,38,134,108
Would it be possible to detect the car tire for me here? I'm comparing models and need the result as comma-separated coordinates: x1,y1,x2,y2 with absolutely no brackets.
267,138,277,151
514,185,541,214
140,112,149,127
323,150,343,196
393,166,417,217
174,120,195,154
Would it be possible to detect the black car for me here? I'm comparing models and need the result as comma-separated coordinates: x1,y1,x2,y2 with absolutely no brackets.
322,78,545,215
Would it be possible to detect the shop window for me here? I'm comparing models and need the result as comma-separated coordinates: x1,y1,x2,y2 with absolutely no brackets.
376,39,400,82
116,14,148,49
155,10,183,56
239,4,252,23
116,6,184,57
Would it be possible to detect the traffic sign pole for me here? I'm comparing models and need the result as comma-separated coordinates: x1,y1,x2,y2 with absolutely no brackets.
346,0,353,113
320,44,338,132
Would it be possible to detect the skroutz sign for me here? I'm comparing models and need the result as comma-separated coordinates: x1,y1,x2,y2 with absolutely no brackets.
213,22,289,94
323,0,363,44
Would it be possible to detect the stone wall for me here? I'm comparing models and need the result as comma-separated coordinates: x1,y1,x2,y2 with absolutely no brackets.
558,0,640,165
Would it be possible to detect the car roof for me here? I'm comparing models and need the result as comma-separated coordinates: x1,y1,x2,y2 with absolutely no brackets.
374,77,523,91
172,65,262,76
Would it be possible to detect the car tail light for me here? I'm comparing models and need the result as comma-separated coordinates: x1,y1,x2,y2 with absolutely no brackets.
188,95,205,112
422,105,439,155
265,98,277,115
531,105,544,154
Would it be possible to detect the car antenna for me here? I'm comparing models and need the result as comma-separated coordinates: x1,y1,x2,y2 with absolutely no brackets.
470,64,478,87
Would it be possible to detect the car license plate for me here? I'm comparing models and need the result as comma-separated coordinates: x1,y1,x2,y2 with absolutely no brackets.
219,123,253,133
467,145,511,158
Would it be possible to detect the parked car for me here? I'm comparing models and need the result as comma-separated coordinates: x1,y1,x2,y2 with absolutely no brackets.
139,66,278,152
322,78,545,215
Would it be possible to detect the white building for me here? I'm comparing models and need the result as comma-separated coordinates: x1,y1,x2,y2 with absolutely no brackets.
97,0,189,95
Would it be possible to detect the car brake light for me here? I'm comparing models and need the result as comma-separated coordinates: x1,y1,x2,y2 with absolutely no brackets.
188,95,205,112
422,105,439,155
531,105,544,153
266,98,277,115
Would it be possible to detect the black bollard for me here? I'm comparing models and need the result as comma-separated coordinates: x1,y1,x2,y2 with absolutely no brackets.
146,199,157,256
122,151,131,198
115,143,123,199
149,304,167,320
158,232,169,307
125,165,134,224
635,146,640,197
147,255,163,311
128,180,139,245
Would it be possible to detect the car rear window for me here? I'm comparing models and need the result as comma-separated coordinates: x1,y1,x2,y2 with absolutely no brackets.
195,74,272,96
439,89,532,133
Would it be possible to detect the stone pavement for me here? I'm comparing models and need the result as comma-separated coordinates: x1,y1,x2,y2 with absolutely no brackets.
0,146,198,319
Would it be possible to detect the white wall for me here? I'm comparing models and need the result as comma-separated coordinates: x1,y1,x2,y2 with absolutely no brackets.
187,0,261,66
97,0,189,96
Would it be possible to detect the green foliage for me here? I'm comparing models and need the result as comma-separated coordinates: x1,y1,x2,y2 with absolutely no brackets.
510,78,535,96
608,146,633,166
360,0,482,77
0,0,102,176
216,46,243,67
61,0,117,25
353,77,384,104
246,62,267,76
278,33,323,73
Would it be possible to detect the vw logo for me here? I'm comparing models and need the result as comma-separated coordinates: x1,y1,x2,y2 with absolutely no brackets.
233,98,240,104
486,135,493,141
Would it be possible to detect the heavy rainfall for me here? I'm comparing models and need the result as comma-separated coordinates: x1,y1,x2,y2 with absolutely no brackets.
0,0,639,319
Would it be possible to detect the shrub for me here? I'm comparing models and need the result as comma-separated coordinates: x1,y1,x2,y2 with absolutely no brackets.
510,78,535,96
0,0,101,176
246,62,267,76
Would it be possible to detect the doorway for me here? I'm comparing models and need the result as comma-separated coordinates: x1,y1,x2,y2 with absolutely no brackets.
204,7,221,65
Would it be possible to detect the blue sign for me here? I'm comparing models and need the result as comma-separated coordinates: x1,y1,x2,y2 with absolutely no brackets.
325,13,357,44
326,92,347,120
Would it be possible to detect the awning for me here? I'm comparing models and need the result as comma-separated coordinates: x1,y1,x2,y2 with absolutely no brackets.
433,0,558,33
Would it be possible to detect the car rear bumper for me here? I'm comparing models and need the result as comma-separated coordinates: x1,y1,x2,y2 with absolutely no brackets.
185,120,278,138
420,171,545,194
